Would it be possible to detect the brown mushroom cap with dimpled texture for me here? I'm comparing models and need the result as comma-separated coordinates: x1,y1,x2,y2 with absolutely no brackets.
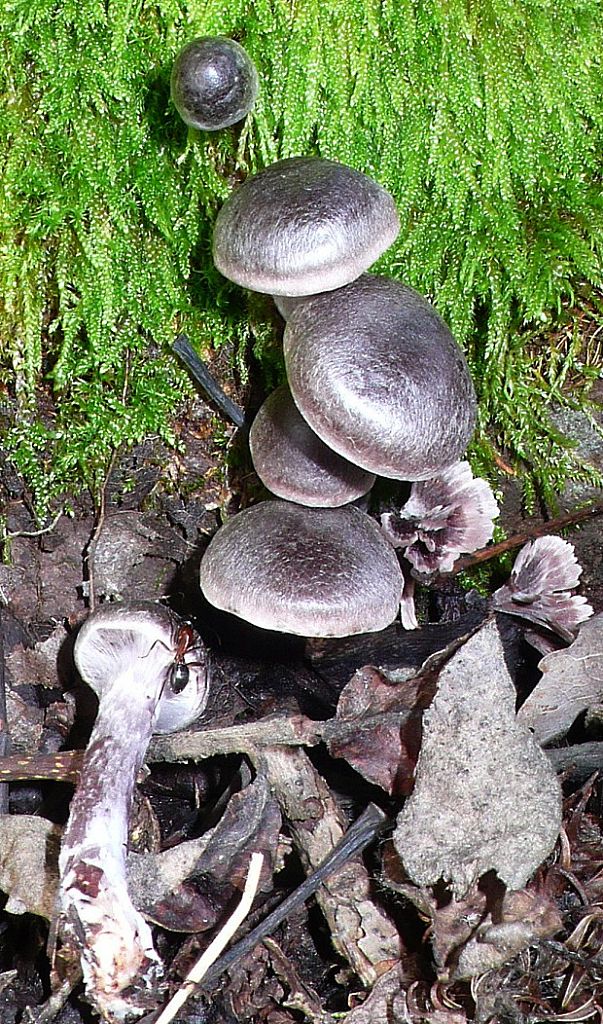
199,501,403,637
284,275,477,481
249,384,375,507
212,157,400,297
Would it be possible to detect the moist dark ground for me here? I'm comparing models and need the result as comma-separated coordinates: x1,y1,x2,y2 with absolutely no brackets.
0,343,602,1024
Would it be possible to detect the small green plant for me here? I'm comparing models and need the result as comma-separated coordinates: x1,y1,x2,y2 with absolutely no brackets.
1,0,603,516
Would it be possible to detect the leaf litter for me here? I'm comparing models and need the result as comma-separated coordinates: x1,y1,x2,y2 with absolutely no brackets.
1,458,603,1024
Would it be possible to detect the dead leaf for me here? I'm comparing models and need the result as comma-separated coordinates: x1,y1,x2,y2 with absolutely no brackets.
394,618,562,897
323,666,425,795
0,815,61,919
436,886,562,980
128,776,281,931
518,614,603,745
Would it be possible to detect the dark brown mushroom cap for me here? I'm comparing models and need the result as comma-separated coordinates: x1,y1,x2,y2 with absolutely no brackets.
74,602,208,734
249,384,375,507
199,501,403,637
212,157,400,296
284,275,477,480
170,36,258,131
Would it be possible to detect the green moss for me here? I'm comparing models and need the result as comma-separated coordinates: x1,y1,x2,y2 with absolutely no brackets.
1,0,603,515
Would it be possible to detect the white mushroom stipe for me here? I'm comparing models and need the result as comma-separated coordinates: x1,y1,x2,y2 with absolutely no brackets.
284,275,477,480
212,156,400,296
58,603,208,1022
249,383,375,507
200,500,404,637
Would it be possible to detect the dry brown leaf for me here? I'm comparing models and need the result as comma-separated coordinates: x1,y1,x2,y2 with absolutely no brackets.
0,815,61,919
128,776,281,931
324,666,425,795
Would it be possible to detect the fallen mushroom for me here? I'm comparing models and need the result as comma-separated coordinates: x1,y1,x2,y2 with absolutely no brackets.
57,602,208,1022
170,36,258,131
199,500,403,637
283,275,477,480
212,156,400,296
249,383,375,507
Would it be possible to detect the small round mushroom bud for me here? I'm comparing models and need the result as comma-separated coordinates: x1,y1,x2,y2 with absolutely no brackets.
170,36,258,131
212,157,400,296
249,384,375,507
200,500,403,637
284,275,477,481
58,603,208,1021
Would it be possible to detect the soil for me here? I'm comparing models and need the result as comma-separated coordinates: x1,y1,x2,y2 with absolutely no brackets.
0,351,602,1024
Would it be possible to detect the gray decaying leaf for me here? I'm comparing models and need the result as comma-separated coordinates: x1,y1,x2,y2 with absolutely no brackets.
492,535,593,642
381,461,498,574
0,816,61,920
518,613,603,745
394,618,562,897
432,885,562,980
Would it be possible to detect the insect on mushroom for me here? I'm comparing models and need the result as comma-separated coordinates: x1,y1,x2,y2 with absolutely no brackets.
56,602,209,1022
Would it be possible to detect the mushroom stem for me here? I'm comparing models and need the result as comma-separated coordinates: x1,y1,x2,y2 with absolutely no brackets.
59,662,166,1019
57,603,209,1022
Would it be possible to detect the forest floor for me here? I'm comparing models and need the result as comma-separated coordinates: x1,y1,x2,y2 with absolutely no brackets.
0,336,602,1024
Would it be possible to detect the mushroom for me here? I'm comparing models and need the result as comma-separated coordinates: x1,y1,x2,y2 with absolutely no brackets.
212,156,400,296
199,500,403,637
492,535,593,641
249,383,375,507
283,274,477,480
170,36,258,131
58,602,208,1021
381,461,499,574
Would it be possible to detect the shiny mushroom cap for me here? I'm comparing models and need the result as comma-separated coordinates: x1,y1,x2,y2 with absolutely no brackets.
249,383,375,507
200,500,403,637
170,36,258,131
212,156,400,296
284,274,477,481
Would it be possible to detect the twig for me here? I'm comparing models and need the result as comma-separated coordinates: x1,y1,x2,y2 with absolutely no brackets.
257,747,400,985
197,802,389,991
0,716,323,781
450,501,603,574
173,333,246,428
22,977,79,1023
1,509,64,542
153,851,264,1024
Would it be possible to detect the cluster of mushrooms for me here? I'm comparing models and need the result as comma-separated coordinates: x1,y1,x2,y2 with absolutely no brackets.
51,34,595,1024
200,154,487,635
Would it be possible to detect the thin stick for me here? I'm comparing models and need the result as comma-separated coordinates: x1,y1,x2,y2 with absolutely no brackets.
173,333,246,428
154,851,264,1024
2,509,63,541
450,501,603,575
198,802,388,990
